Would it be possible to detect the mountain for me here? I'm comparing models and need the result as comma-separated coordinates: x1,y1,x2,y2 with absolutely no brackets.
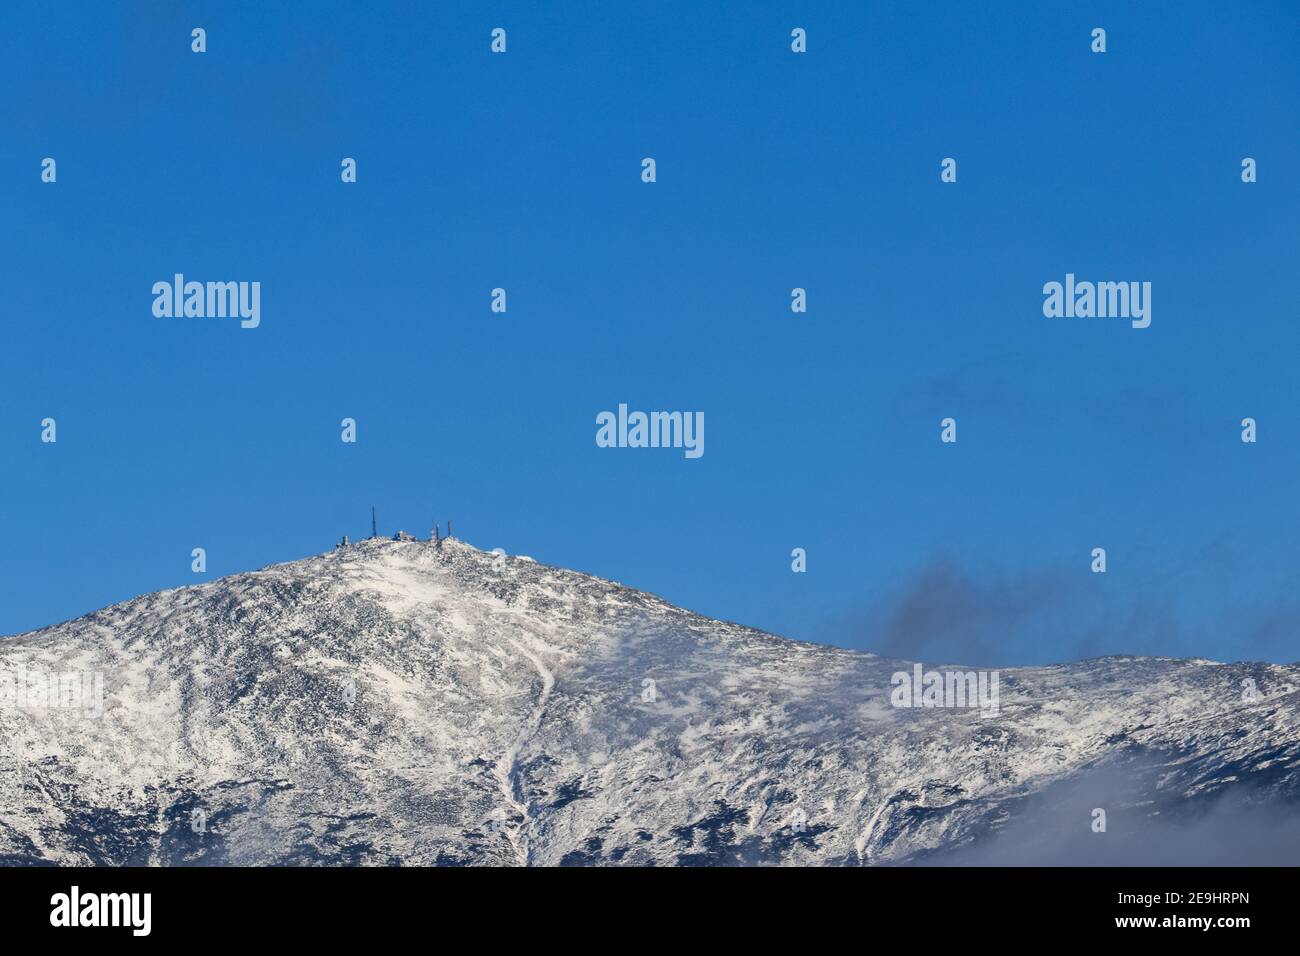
2,537,1299,866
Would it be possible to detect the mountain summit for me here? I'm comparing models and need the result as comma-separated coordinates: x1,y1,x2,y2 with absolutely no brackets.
2,538,1298,865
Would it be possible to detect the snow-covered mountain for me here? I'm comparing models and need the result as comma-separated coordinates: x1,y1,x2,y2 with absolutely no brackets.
2,537,1298,866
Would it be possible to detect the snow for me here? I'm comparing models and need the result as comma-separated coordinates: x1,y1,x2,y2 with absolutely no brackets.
1,536,1298,865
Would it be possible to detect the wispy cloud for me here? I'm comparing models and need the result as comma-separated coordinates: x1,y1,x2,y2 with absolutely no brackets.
869,559,1075,666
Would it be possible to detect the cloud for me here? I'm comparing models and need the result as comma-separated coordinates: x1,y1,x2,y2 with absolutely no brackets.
819,538,1300,667
914,753,1300,866
840,557,1080,667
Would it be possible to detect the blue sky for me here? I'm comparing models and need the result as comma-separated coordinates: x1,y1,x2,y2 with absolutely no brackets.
2,1,1299,665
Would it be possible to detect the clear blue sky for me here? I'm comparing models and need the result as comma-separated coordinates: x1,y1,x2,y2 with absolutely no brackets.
3,1,1298,665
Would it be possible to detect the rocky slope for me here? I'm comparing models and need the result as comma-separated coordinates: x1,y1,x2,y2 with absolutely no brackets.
1,538,1297,865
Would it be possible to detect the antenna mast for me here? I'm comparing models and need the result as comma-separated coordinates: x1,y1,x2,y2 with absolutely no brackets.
371,506,377,539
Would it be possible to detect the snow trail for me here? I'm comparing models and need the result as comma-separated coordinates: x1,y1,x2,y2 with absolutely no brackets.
492,635,555,865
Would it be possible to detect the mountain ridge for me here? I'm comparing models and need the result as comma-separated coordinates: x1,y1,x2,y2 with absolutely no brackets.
2,537,1298,866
